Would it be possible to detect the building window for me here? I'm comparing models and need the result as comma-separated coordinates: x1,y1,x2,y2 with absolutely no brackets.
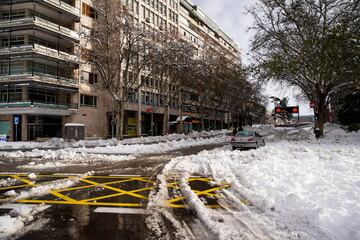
80,94,97,107
81,71,98,85
82,3,97,19
0,88,22,102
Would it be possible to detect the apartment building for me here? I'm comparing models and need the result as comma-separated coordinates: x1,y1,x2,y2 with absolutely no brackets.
0,0,240,141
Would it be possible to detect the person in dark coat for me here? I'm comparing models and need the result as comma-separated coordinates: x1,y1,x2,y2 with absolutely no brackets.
232,127,238,136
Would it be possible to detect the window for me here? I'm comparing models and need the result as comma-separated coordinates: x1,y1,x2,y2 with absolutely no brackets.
0,88,22,102
82,3,97,19
80,94,97,107
0,62,9,75
10,61,26,75
0,10,26,20
81,71,98,85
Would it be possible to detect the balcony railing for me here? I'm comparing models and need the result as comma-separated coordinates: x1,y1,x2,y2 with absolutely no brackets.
0,44,78,63
0,17,79,41
0,72,77,86
43,0,81,17
0,100,78,110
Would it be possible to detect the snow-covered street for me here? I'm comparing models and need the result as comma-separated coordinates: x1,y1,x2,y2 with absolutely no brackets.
0,125,359,240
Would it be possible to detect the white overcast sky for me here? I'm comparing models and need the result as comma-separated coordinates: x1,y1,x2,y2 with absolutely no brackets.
192,0,313,115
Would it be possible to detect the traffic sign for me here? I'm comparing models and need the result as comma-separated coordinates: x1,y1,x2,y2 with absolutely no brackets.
146,107,153,113
14,116,20,125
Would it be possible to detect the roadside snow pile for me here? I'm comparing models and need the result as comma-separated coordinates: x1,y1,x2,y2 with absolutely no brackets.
0,130,227,150
72,136,227,155
8,150,134,170
246,123,360,145
319,123,360,145
0,205,49,240
162,142,360,240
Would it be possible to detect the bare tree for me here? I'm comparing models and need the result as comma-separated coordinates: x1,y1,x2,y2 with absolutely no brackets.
154,34,196,135
82,0,162,139
249,0,359,137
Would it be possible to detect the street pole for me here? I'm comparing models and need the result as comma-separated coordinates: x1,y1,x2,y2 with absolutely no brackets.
15,124,17,142
151,111,154,136
112,111,115,138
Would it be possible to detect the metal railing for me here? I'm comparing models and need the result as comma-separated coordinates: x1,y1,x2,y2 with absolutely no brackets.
0,99,78,110
0,17,79,41
0,44,78,63
0,72,77,85
43,0,81,16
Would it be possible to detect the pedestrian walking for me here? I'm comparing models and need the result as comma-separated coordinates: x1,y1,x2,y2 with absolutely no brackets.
232,127,238,136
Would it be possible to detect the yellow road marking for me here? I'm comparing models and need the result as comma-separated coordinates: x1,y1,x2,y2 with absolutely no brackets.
17,199,143,207
0,184,30,191
80,179,148,200
98,178,143,186
80,186,154,202
84,176,149,179
167,185,227,204
50,191,77,203
11,175,35,186
0,173,231,209
57,185,95,193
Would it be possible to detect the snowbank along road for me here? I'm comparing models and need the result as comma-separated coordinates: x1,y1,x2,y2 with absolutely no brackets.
0,126,359,240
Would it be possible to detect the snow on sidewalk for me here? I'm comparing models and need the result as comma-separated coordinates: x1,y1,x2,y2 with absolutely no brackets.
161,138,360,239
70,135,227,155
0,130,228,150
0,134,227,170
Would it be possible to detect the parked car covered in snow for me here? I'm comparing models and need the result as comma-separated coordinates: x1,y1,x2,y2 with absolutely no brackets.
230,131,265,150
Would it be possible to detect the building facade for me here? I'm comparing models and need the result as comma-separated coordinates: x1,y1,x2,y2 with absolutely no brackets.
0,0,240,141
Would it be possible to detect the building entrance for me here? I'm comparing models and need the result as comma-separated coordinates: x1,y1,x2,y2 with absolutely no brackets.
28,116,62,140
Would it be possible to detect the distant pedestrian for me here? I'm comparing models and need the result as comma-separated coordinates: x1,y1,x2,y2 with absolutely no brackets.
232,127,238,136
239,126,243,131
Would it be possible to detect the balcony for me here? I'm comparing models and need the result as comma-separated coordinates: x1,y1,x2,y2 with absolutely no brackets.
0,17,80,42
42,0,81,19
0,73,78,87
0,100,78,115
0,100,78,110
0,44,78,64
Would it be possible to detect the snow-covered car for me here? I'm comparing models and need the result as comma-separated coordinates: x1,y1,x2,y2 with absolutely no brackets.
230,131,265,150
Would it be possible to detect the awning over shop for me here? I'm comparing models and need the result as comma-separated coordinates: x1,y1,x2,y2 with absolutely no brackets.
169,116,192,125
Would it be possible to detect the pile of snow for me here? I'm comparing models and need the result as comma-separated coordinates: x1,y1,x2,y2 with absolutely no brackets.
0,205,49,240
162,140,360,240
70,135,227,155
11,150,134,170
0,130,227,150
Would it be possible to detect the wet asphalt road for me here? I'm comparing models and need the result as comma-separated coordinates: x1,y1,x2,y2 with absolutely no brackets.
0,142,228,240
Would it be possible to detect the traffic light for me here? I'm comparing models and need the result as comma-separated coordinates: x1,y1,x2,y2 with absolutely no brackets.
290,107,299,113
274,106,299,114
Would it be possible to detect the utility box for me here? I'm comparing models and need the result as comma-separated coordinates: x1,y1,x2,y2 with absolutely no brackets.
65,123,85,141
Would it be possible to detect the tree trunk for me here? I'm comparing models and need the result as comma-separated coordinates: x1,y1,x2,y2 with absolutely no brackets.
201,116,205,131
162,105,170,135
179,107,183,134
213,111,217,130
315,96,327,137
116,101,125,140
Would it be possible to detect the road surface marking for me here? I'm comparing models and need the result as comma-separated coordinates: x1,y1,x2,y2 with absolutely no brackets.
0,173,230,209
94,207,148,214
